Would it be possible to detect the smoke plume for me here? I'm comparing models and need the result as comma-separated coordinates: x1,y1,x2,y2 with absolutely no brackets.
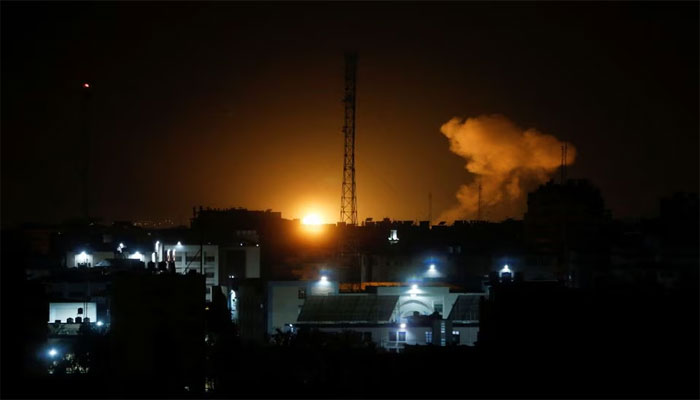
438,114,576,222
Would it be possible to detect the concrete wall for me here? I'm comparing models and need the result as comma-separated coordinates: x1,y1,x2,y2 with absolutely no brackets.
268,285,305,335
266,280,340,334
310,325,444,351
453,326,479,346
163,243,219,302
49,302,97,322
245,246,260,278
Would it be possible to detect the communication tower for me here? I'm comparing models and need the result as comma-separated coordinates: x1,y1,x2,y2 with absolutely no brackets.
340,53,358,225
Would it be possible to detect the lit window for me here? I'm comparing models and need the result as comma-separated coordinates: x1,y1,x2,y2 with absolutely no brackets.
398,331,406,342
452,330,461,344
425,331,433,343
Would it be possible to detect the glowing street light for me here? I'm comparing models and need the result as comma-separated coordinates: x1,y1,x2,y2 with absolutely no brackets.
388,229,399,244
429,264,436,271
400,323,406,329
96,321,104,327
48,348,58,358
320,276,328,283
499,264,512,276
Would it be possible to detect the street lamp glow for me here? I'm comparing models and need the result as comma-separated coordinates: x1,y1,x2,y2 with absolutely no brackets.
96,321,104,327
411,284,418,290
176,241,183,247
320,276,328,283
429,264,436,271
48,348,58,357
400,323,406,329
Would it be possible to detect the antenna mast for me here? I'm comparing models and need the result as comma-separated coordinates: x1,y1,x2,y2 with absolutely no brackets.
560,143,568,184
81,82,92,222
477,180,482,221
428,192,432,223
340,53,358,225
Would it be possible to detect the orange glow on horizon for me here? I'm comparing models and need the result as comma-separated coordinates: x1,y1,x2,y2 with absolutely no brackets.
301,213,323,225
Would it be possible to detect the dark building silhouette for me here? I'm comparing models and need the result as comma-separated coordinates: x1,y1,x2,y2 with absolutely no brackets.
109,272,205,395
524,179,612,286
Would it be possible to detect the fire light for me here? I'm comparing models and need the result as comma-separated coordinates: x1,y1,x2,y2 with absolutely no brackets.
302,213,322,225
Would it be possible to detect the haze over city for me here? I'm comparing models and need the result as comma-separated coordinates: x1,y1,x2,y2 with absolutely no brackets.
3,3,697,226
1,2,697,399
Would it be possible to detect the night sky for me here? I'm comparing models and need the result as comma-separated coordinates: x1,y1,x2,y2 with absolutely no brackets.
2,2,697,227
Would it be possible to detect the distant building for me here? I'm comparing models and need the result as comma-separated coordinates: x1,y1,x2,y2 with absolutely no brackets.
266,279,340,335
269,281,485,351
158,241,260,303
524,179,612,286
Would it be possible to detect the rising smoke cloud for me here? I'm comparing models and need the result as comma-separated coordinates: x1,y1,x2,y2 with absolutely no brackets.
438,114,576,222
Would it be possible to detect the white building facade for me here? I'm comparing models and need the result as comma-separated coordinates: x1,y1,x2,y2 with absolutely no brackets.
286,284,485,352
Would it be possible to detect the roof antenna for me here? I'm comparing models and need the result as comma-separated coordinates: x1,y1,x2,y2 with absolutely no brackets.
477,179,482,221
428,192,432,224
560,143,568,184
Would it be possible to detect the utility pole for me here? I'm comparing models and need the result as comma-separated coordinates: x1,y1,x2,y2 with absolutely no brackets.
560,143,568,184
340,52,358,226
477,180,482,221
81,82,92,222
428,192,432,224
